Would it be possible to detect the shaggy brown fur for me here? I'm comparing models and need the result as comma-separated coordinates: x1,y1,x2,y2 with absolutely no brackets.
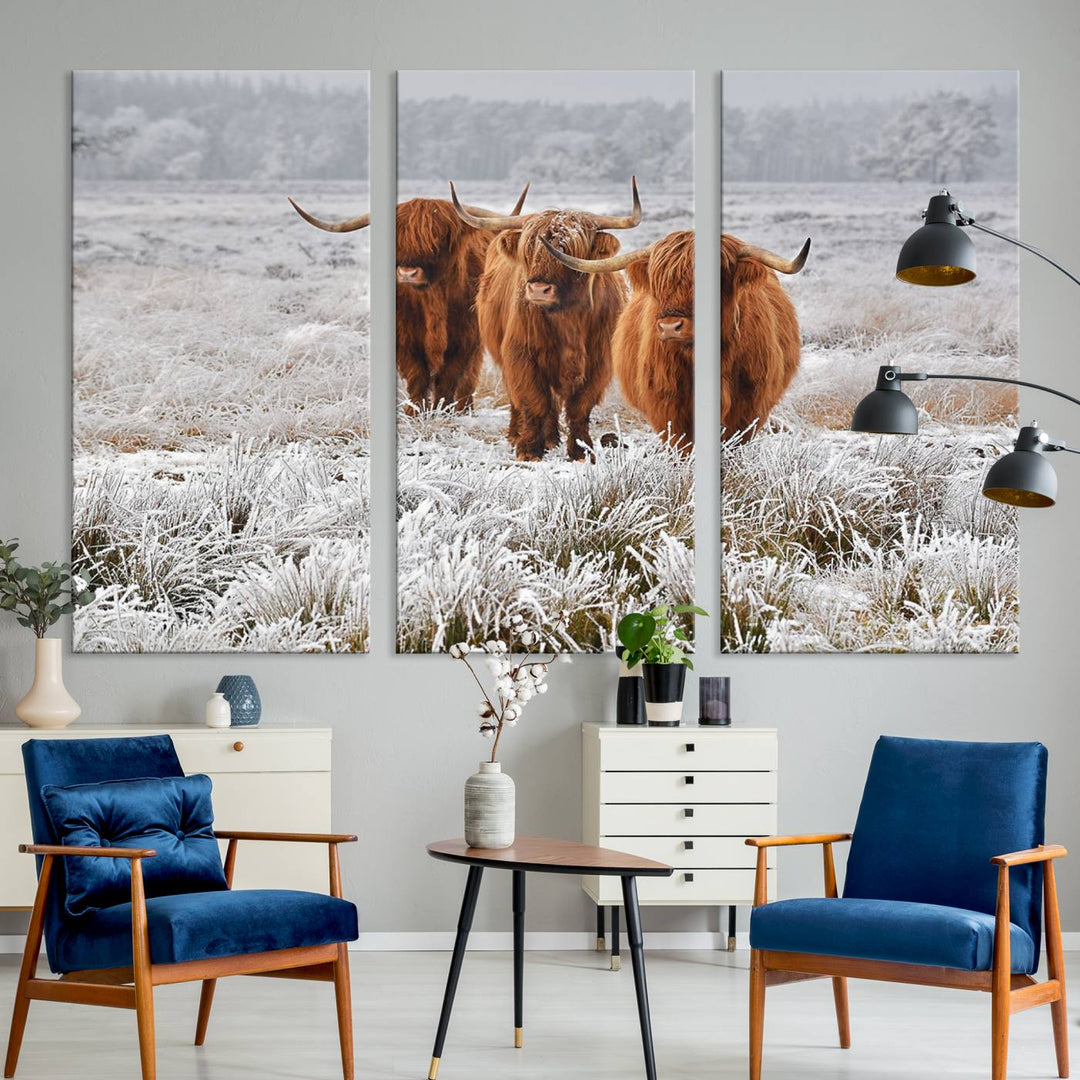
476,210,628,461
396,198,492,410
613,230,695,446
720,233,802,438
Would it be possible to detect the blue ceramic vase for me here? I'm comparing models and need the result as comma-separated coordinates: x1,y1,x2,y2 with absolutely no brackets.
216,675,261,727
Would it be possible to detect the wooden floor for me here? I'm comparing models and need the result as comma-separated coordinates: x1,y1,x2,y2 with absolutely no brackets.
1,950,1075,1078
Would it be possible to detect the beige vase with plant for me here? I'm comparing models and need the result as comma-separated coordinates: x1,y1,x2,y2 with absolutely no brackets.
0,538,94,729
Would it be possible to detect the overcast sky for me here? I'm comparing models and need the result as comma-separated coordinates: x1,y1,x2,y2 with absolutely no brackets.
722,69,1016,109
399,70,692,105
77,70,368,91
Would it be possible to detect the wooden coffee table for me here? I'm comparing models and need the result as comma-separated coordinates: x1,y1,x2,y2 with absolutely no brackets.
425,836,673,1080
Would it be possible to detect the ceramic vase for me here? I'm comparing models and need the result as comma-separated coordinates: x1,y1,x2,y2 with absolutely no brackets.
615,645,646,725
205,692,231,728
642,662,686,726
15,638,81,729
464,761,515,849
216,675,261,727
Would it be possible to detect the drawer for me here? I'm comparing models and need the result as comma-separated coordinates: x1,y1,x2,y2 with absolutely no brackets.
601,771,776,804
173,730,332,774
600,803,776,836
590,868,775,906
599,731,776,772
601,836,772,870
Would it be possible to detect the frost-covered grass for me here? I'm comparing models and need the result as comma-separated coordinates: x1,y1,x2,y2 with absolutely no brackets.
72,180,370,652
722,181,1019,652
396,181,695,653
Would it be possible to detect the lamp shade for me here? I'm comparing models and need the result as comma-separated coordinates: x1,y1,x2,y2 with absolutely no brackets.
982,428,1058,507
896,192,976,286
851,387,919,435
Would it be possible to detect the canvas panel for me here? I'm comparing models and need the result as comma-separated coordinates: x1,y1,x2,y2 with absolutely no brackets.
72,70,371,653
396,70,696,653
721,70,1019,653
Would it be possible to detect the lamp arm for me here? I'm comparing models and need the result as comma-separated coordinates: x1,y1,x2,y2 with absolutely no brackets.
920,372,1080,412
963,218,1080,290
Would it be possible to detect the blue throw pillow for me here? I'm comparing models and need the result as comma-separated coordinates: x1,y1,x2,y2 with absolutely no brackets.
41,774,228,917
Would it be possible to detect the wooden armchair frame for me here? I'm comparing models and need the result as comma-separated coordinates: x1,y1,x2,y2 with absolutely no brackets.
746,834,1069,1080
4,830,358,1080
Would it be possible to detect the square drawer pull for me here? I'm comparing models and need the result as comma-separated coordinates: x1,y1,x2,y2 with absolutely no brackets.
684,808,694,818
684,840,694,850
684,873,694,883
684,775,695,785
685,742,695,752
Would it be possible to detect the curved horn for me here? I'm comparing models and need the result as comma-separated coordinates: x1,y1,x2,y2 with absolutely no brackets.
458,181,530,219
288,197,370,233
737,237,811,274
589,176,642,230
541,237,654,274
449,182,528,231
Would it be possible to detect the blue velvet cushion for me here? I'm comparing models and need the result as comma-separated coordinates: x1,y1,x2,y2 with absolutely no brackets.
53,889,359,972
750,897,1036,973
41,774,227,917
843,736,1047,956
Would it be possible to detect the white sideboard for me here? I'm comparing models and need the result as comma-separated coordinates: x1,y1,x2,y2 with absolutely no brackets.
0,726,333,907
582,722,777,958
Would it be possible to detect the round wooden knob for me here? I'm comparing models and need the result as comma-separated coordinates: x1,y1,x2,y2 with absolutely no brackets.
232,741,245,752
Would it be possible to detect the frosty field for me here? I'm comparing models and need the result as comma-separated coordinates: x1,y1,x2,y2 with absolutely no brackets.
722,180,1020,652
73,180,371,652
395,181,696,653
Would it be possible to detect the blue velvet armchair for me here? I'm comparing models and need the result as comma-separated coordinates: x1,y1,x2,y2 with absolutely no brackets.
3,735,359,1080
747,736,1068,1080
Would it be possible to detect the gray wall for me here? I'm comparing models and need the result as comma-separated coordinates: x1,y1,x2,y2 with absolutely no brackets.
2,0,1079,938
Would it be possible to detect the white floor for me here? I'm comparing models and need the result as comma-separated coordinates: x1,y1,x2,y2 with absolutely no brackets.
0,950,1075,1079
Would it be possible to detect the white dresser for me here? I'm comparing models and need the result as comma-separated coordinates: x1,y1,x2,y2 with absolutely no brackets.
0,725,333,907
582,722,777,960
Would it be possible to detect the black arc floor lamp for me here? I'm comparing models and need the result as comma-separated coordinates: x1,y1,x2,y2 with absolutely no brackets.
852,191,1080,507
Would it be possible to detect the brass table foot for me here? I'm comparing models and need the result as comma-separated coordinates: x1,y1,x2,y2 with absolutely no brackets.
428,1056,440,1080
610,955,622,972
514,1027,523,1049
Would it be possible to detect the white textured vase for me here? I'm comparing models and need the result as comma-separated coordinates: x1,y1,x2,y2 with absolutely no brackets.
205,692,231,728
15,638,81,729
464,761,515,849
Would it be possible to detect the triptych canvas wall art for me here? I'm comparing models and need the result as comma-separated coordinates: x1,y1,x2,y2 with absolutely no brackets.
72,70,371,652
69,68,1019,655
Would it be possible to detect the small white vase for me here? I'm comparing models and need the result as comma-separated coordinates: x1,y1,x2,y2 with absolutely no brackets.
205,692,231,728
15,638,81,729
464,761,515,849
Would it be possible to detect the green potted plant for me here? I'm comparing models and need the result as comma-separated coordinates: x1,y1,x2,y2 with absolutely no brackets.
617,603,708,726
0,539,93,728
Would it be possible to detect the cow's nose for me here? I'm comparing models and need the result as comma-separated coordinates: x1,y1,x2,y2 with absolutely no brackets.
657,317,687,340
397,266,425,285
525,281,557,303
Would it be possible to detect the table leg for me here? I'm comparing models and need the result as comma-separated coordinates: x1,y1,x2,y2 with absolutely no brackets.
728,904,737,952
621,875,658,1080
596,903,606,951
513,870,525,1049
429,865,484,1080
610,904,621,972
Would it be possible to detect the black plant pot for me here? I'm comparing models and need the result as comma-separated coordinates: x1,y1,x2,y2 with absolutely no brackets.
642,663,686,727
615,646,646,725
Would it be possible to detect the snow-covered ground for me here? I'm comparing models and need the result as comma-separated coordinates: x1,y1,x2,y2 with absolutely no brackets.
395,181,695,652
73,179,370,652
722,181,1020,652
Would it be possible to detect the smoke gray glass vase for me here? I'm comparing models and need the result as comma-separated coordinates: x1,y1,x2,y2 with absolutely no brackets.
216,675,261,727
